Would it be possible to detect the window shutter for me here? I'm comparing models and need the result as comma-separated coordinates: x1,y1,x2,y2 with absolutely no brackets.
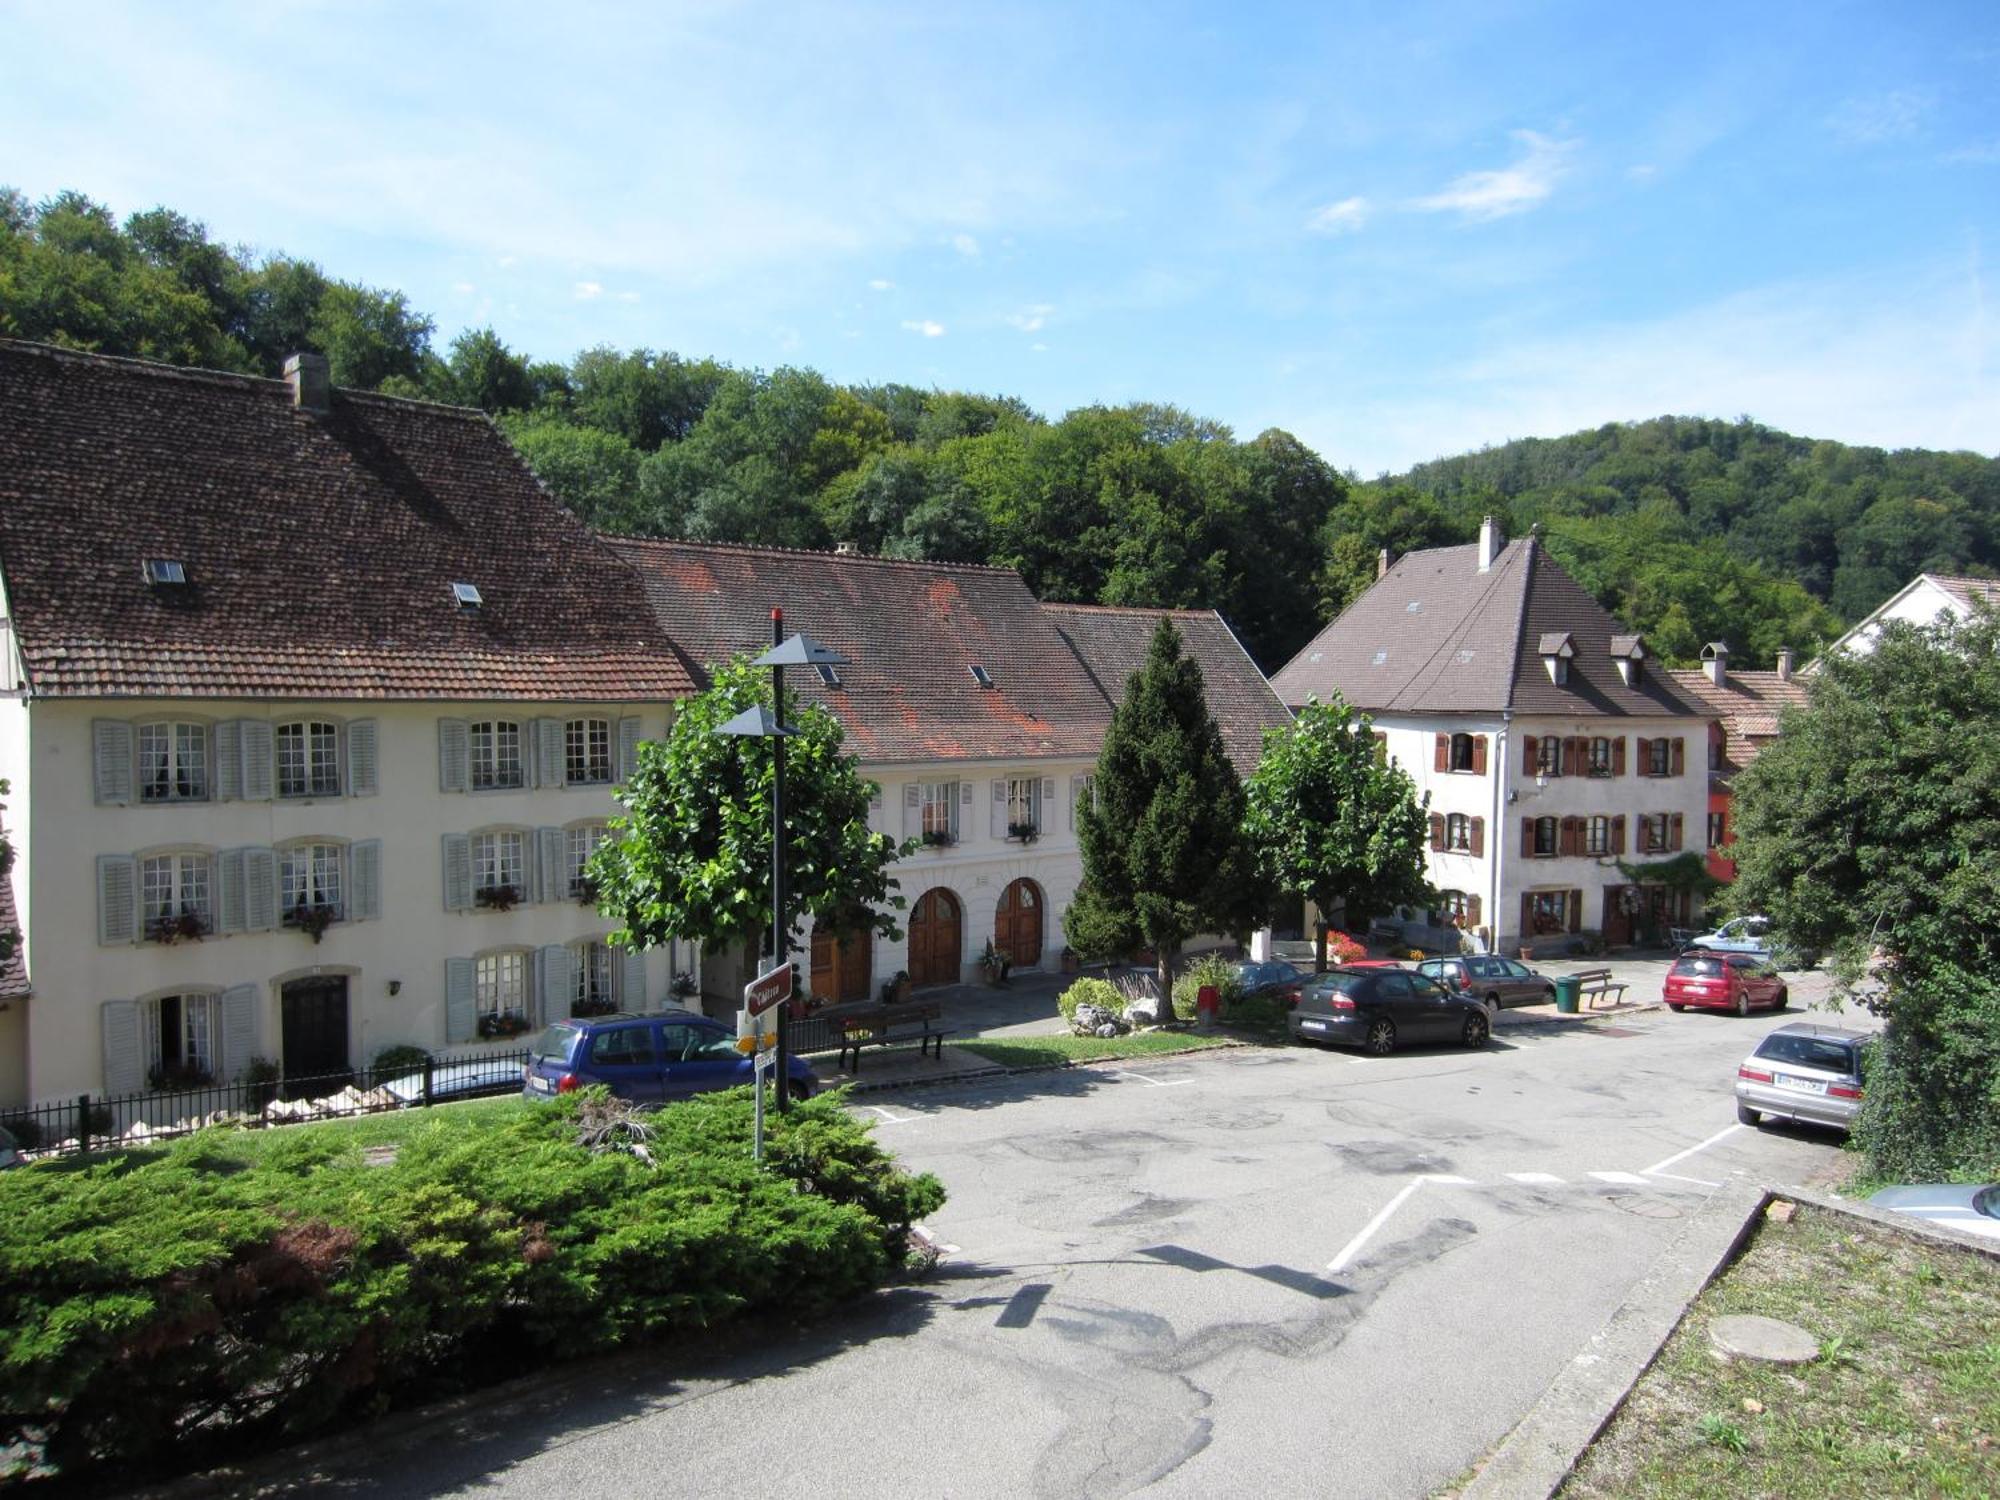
1560,738,1578,777
1670,812,1684,851
346,720,379,797
1521,816,1534,854
1468,893,1482,928
956,780,971,839
351,839,382,921
617,716,643,782
441,833,473,911
1040,778,1055,825
1568,890,1582,934
1469,817,1485,857
96,854,138,945
239,722,274,801
438,719,470,793
91,721,134,805
1429,813,1444,852
535,719,565,789
1472,735,1488,775
101,999,143,1097
445,957,477,1044
537,827,565,903
1612,816,1626,855
1559,818,1577,857
520,832,538,904
903,783,920,839
534,944,571,1026
1434,733,1450,772
1522,737,1538,779
620,945,649,1009
216,848,247,934
1519,893,1533,944
215,721,243,801
220,983,259,1081
1671,737,1685,776
1070,773,1088,829
1636,737,1652,776
1612,737,1626,775
991,780,1007,839
243,847,278,931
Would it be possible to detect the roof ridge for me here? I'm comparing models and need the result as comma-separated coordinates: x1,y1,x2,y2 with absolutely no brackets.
1042,601,1217,619
600,534,1021,576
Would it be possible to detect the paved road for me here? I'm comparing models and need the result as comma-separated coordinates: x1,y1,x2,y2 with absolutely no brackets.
269,981,1870,1500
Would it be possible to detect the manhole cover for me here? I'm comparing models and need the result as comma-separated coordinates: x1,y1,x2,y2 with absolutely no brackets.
1710,1314,1819,1365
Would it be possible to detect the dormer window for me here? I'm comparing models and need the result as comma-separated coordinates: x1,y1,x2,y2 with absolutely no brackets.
1610,634,1646,687
452,582,484,609
143,559,188,587
969,665,994,689
1539,631,1575,686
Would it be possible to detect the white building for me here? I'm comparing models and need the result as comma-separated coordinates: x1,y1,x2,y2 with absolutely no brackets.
1818,572,2000,662
1270,520,1715,954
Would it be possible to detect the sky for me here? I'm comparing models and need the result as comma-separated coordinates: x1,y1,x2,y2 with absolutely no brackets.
4,0,1997,474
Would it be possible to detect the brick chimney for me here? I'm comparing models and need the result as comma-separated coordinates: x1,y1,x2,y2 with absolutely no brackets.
284,352,330,414
1477,515,1501,573
1701,641,1729,687
1377,547,1390,579
1776,647,1794,681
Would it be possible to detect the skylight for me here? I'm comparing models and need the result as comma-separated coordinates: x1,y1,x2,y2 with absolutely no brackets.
815,662,841,688
452,582,483,608
142,559,188,587
1371,650,1389,665
969,664,995,689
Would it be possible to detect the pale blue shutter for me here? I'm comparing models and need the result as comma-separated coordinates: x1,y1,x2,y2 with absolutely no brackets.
991,779,1007,838
1040,778,1055,831
97,854,138,945
215,721,244,801
351,839,382,921
101,999,143,1096
243,847,279,931
617,716,643,781
438,719,470,793
537,827,565,902
619,946,648,1010
92,721,133,805
445,957,476,1044
239,722,274,801
535,943,572,1025
956,780,971,839
216,848,247,934
346,720,379,796
903,783,920,839
441,833,472,911
1069,774,1087,830
535,719,565,789
219,983,259,1080
519,830,538,904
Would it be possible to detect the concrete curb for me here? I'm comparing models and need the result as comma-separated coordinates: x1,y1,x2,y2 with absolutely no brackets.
1778,1183,2000,1263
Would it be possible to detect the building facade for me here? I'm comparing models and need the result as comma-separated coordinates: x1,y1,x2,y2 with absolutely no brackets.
1668,643,1808,884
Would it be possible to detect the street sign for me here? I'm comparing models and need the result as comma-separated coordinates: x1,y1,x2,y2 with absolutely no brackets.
743,962,795,1016
737,1006,776,1050
753,1048,774,1076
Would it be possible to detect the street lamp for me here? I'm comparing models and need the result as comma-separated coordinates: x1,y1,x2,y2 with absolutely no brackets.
715,608,849,1116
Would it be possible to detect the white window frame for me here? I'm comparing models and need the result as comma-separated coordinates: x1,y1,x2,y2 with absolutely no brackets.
276,719,341,798
473,831,526,897
920,781,957,841
1005,777,1041,834
566,717,613,786
1589,737,1614,775
1536,737,1562,777
470,720,525,791
1647,738,1672,777
1532,816,1558,857
572,938,617,1015
1449,732,1476,772
140,990,221,1086
140,850,213,932
1529,890,1568,935
280,841,345,921
1445,813,1472,852
475,949,529,1020
567,822,610,897
137,720,209,803
1586,815,1612,856
1641,813,1671,854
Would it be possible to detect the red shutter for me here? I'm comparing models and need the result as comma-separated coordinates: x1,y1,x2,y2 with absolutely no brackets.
1469,817,1485,857
1568,889,1583,933
1670,812,1684,851
1472,735,1489,775
1434,733,1450,772
1613,737,1627,775
1430,813,1445,852
1612,815,1626,854
1636,736,1652,776
1564,737,1582,777
1558,818,1575,856
1671,737,1685,776
1521,816,1535,855
1467,893,1481,928
1523,736,1539,778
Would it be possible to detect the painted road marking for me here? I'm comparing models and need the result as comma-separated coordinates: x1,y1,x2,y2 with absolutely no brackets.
1123,1072,1195,1088
1646,1169,1722,1188
1643,1123,1744,1177
1507,1172,1565,1184
865,1105,918,1125
1328,1174,1471,1272
1587,1171,1650,1185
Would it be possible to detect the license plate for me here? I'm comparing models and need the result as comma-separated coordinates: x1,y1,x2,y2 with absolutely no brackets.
1776,1075,1827,1095
1301,1020,1327,1032
528,1074,554,1094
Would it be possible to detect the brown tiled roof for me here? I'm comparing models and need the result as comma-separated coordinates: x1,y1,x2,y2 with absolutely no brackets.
1929,574,2000,610
0,340,695,701
0,859,26,1001
606,538,1113,763
1270,535,1710,720
1667,666,1809,779
1043,603,1291,776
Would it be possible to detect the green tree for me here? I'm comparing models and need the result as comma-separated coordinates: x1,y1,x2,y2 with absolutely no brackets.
501,417,645,530
1064,621,1263,990
1730,608,2000,1177
588,660,910,972
1243,696,1433,969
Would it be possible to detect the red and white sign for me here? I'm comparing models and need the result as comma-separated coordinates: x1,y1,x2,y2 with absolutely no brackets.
743,962,795,1016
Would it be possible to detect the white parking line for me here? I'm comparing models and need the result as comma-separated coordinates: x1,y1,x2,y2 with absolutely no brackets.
1646,1168,1722,1188
864,1105,918,1125
1587,1171,1650,1185
1122,1072,1194,1088
1643,1123,1744,1177
1327,1174,1469,1273
1506,1172,1565,1185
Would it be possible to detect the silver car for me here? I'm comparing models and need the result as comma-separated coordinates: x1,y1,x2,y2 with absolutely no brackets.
1416,955,1556,1011
1734,1022,1869,1132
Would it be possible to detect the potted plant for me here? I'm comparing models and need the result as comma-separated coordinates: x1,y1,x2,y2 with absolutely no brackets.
146,905,210,944
1006,820,1039,845
287,901,339,944
146,1059,215,1091
921,828,955,849
478,1010,532,1040
669,971,699,1002
979,940,1012,986
572,995,618,1017
475,883,521,912
879,970,912,1005
572,873,599,907
1060,946,1080,974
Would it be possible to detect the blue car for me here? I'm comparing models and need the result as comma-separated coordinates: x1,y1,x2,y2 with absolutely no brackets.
522,1010,817,1104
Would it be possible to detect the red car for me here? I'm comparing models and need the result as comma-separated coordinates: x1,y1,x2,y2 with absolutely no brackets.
1664,952,1789,1015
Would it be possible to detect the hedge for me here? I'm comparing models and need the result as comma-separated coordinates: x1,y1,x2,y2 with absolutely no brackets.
0,1088,944,1485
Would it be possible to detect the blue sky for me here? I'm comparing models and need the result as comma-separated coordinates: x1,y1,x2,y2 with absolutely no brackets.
5,0,1996,473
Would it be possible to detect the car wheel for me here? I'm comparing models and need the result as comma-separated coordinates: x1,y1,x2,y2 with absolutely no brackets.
1736,1101,1761,1126
790,1079,813,1103
1364,1017,1396,1056
1667,1002,1685,1013
1772,989,1789,1011
1734,991,1749,1018
1462,1011,1489,1048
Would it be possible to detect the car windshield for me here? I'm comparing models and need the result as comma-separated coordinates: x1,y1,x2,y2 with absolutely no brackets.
1672,955,1729,977
531,1024,581,1063
1755,1034,1858,1073
1309,973,1368,996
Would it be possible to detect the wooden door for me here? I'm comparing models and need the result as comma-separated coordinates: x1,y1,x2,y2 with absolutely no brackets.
811,927,874,1003
908,888,962,988
994,879,1043,969
280,976,350,1096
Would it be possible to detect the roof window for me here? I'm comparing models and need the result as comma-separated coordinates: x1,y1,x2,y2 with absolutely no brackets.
142,559,188,587
815,662,842,688
969,664,995,689
452,582,484,609
1371,650,1389,666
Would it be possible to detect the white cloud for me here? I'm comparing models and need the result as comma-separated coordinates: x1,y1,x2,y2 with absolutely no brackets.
1827,89,1934,145
868,277,895,290
1411,131,1574,222
452,280,476,294
1305,196,1370,235
1009,303,1054,332
901,319,946,337
1946,139,2000,165
573,281,603,299
950,232,980,257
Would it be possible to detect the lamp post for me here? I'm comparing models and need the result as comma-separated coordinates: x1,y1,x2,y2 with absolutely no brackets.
715,609,849,1118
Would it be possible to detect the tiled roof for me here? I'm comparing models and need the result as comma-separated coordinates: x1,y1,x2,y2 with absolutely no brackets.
1929,574,2000,611
1667,666,1809,778
0,857,26,1000
1043,603,1292,776
1271,535,1711,720
0,340,695,701
606,538,1114,764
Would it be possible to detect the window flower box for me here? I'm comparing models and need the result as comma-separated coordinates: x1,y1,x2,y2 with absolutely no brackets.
285,901,340,943
478,1011,532,1039
921,829,955,849
147,1060,215,1091
474,884,523,912
147,907,210,945
1006,821,1040,845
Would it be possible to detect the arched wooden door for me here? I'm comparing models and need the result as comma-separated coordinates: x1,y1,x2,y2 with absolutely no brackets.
810,927,874,1003
907,888,962,988
994,878,1044,969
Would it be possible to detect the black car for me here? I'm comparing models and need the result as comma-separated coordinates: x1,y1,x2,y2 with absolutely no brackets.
1228,958,1310,1004
1287,965,1492,1055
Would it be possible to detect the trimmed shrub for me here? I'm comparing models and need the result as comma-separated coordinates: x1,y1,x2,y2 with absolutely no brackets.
1057,977,1126,1026
369,1043,432,1076
0,1088,943,1485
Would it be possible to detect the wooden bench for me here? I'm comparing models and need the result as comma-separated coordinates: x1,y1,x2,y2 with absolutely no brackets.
1573,968,1629,1009
825,1000,955,1073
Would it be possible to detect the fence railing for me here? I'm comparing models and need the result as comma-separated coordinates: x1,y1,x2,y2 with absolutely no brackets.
1,1049,534,1161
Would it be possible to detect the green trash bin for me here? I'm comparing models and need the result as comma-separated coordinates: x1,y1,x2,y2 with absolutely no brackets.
1553,976,1582,1014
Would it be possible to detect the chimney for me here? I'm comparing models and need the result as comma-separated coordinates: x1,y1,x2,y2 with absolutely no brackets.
1377,547,1391,579
1477,515,1501,573
284,352,330,414
834,541,858,556
1776,647,1794,682
1701,641,1729,687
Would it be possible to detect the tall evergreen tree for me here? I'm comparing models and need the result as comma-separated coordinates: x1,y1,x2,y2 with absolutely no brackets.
1065,621,1263,991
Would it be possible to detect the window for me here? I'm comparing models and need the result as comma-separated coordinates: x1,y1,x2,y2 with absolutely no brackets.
920,781,957,841
137,721,208,802
1529,890,1568,935
590,1023,654,1065
1449,733,1476,772
281,842,343,922
1445,813,1473,852
141,992,219,1088
276,720,340,797
140,852,212,934
1439,890,1473,924
573,939,616,1015
1532,817,1558,857
1536,737,1562,777
567,823,611,897
470,720,524,790
1589,738,1614,776
473,831,526,898
1647,738,1672,777
476,950,528,1020
566,717,612,785
1641,814,1671,854
1006,777,1040,835
1587,816,1613,856
1708,811,1727,849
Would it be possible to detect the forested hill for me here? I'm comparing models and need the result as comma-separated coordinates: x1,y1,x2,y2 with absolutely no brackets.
6,188,1996,674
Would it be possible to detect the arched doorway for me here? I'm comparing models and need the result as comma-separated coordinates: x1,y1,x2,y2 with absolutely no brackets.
907,888,962,988
994,878,1044,970
810,925,874,1003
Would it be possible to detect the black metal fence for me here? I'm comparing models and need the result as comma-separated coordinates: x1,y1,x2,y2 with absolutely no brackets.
0,1049,533,1160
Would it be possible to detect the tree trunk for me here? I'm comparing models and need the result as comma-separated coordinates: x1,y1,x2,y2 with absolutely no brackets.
1157,944,1178,1009
1314,919,1328,973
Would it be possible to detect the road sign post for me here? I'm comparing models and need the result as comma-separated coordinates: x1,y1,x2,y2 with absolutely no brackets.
740,964,793,1162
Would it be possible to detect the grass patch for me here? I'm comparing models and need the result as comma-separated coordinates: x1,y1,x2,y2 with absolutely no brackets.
1563,1204,2000,1498
958,1032,1239,1068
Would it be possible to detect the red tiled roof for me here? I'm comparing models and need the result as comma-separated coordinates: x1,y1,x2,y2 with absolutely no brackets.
1929,574,2000,611
0,340,695,701
1667,666,1809,778
0,857,26,1001
606,538,1113,763
1042,602,1292,776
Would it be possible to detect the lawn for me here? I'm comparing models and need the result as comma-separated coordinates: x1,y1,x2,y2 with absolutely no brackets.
958,1031,1239,1068
1562,1203,2000,1497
